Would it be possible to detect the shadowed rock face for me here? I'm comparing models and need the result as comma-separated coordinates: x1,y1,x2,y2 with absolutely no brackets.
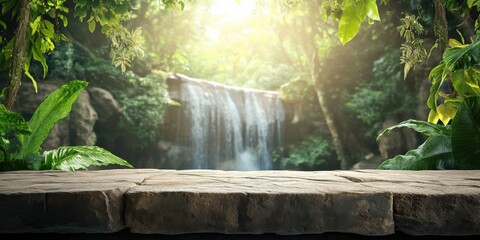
13,81,101,151
12,82,131,154
1,170,479,236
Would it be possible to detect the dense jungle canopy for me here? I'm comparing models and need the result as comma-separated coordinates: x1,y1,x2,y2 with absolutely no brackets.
0,0,479,171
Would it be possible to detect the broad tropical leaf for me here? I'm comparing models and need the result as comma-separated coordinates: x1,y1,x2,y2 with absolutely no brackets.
365,0,380,21
18,80,88,159
452,70,476,96
443,39,480,71
42,146,133,171
338,0,375,45
0,104,31,135
451,96,480,169
378,136,456,170
436,102,458,125
377,119,451,141
427,63,447,113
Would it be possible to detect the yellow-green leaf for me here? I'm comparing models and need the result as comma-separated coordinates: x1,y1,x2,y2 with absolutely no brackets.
365,0,380,21
448,39,465,48
428,110,439,124
464,69,480,95
437,103,458,126
338,0,368,45
30,16,42,35
23,63,38,93
88,20,96,33
452,70,475,96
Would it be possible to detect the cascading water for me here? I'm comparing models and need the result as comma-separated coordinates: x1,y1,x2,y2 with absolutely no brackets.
168,74,285,170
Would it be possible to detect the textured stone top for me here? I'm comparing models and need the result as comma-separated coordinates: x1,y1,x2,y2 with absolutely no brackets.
0,169,479,236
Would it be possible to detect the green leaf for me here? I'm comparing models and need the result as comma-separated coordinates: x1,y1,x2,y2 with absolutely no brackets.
377,119,451,141
1,0,16,15
436,102,458,125
23,62,38,93
378,135,456,170
428,110,440,124
443,39,480,71
468,0,474,8
32,37,48,78
451,96,480,169
0,104,31,135
452,70,475,96
365,0,380,21
58,14,69,27
464,69,480,94
338,0,368,45
30,16,42,35
88,20,96,33
42,146,133,171
0,19,7,29
18,81,88,159
427,63,447,111
40,20,55,38
114,1,131,14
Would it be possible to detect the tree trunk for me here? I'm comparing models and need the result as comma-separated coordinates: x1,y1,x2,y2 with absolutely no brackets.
310,51,350,169
434,0,448,51
3,0,30,110
303,3,349,169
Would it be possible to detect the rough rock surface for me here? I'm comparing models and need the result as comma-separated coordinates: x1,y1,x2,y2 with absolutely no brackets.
0,169,159,233
87,87,121,123
0,169,479,236
69,90,98,146
125,170,394,235
12,81,98,150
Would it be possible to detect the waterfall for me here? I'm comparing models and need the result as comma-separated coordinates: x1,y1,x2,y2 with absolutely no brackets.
168,74,285,170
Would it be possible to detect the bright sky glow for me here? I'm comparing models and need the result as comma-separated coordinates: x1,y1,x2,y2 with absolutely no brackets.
206,0,257,42
210,0,256,21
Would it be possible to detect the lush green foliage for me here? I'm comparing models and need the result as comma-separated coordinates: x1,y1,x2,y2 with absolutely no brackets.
276,135,334,170
378,135,455,170
30,42,173,148
451,96,480,169
347,49,416,136
337,0,380,45
0,81,132,171
377,119,451,140
43,146,131,171
378,96,480,170
115,71,172,148
0,0,133,89
397,14,435,79
327,0,479,170
18,80,87,159
428,36,480,125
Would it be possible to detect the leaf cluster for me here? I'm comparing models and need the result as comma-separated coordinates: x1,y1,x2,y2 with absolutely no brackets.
0,80,132,171
277,134,335,170
347,48,416,136
377,96,480,170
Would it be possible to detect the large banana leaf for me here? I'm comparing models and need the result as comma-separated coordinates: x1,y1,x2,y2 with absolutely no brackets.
451,96,480,169
42,146,133,171
376,119,451,141
378,135,456,170
18,80,88,159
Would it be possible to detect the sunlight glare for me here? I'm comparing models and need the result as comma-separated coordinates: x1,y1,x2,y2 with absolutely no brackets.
210,0,256,21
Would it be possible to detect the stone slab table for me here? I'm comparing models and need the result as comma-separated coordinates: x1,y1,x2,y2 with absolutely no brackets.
0,169,479,236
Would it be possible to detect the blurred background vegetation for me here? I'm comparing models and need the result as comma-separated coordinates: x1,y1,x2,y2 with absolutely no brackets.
1,0,477,170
